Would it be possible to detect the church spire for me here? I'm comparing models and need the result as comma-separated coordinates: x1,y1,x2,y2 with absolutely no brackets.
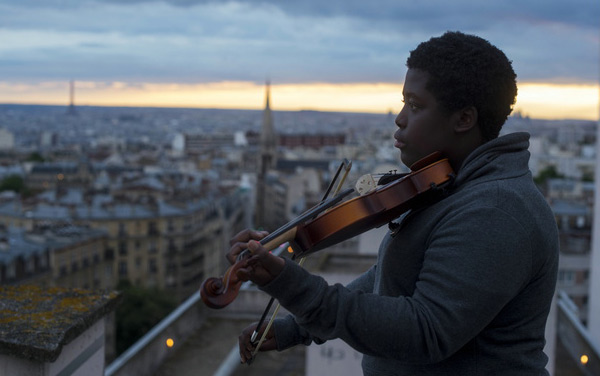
264,79,271,109
255,80,277,229
260,80,276,171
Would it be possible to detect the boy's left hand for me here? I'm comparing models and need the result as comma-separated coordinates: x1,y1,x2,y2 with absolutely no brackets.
236,239,285,286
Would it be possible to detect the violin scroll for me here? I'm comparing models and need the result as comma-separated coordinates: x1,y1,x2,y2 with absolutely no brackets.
200,260,246,309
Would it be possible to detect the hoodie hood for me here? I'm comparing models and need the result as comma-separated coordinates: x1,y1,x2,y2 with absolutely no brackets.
452,132,532,190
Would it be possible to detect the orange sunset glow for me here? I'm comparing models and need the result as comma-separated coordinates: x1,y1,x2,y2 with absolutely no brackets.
0,81,597,121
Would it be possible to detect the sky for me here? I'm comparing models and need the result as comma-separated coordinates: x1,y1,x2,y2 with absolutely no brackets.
0,0,599,120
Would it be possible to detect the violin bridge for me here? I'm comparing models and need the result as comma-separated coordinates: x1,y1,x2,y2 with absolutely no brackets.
355,174,377,195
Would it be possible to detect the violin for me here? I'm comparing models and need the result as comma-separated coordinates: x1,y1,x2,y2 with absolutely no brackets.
200,152,454,309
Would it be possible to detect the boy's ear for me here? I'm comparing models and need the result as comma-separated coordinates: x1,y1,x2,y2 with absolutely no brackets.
454,106,478,133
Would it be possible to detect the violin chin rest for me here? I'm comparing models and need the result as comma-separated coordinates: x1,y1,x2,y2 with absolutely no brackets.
410,151,444,171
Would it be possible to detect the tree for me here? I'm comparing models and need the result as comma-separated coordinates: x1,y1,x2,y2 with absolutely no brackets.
26,152,45,162
582,171,594,182
0,174,30,196
115,281,178,355
534,165,563,187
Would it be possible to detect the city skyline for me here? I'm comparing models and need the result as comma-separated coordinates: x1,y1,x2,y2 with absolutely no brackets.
0,0,598,120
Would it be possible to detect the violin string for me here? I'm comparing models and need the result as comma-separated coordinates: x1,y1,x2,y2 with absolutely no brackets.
255,188,353,250
251,162,352,360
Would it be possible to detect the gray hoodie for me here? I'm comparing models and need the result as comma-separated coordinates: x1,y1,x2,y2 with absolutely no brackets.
262,132,559,375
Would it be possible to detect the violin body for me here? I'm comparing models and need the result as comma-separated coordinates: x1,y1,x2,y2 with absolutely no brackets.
200,153,454,309
292,157,453,257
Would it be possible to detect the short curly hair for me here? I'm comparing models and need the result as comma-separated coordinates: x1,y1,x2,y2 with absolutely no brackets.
406,31,517,141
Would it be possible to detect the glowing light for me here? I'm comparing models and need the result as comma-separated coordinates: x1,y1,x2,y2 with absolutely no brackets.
166,338,174,348
580,354,589,365
287,246,294,253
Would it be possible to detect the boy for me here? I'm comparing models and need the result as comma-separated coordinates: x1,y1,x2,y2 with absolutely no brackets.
229,31,559,375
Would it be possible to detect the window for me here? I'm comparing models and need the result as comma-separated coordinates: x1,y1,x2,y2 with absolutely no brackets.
118,261,128,277
119,241,127,256
6,262,15,280
71,253,79,272
149,258,158,274
39,253,48,269
558,270,576,286
25,257,35,274
105,264,113,278
148,222,158,235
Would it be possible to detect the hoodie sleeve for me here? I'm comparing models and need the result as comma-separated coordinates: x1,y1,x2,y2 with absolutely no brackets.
272,265,377,351
262,205,535,362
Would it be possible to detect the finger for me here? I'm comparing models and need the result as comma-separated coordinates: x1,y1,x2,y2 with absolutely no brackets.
236,260,274,286
232,241,285,286
247,239,269,256
236,260,279,286
230,229,252,246
239,331,255,363
240,345,252,363
227,230,269,264
252,323,277,352
258,336,278,352
239,322,264,363
247,241,285,275
226,241,248,264
230,229,269,246
236,263,253,283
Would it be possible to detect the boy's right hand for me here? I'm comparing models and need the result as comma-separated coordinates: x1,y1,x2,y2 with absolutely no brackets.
239,321,277,364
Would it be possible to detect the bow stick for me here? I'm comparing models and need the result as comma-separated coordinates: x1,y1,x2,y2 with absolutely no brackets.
248,158,352,363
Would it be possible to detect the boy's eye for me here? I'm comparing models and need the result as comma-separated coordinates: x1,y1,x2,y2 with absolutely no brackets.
401,98,421,111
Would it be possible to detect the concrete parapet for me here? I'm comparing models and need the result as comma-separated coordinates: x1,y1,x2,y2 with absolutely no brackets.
0,285,120,376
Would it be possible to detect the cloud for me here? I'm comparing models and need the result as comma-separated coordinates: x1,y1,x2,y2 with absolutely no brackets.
0,0,597,86
94,0,600,30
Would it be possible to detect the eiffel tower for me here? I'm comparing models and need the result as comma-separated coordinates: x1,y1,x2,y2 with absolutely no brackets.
66,80,78,116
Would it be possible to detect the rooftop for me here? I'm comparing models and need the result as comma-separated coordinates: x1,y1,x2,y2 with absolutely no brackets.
0,285,120,362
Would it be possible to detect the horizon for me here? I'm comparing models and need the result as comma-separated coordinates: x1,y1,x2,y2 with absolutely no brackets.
1,80,598,122
0,97,596,124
